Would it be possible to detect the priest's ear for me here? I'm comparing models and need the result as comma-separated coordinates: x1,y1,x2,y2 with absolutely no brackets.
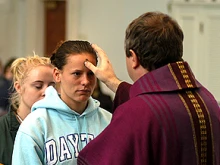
129,49,140,69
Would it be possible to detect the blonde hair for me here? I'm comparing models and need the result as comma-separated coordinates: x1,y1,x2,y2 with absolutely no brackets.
10,55,54,111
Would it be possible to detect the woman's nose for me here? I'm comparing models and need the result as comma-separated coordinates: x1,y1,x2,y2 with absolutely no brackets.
81,75,90,85
42,87,48,97
42,91,45,97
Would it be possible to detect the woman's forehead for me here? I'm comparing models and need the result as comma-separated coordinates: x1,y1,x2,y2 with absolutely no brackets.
67,53,96,64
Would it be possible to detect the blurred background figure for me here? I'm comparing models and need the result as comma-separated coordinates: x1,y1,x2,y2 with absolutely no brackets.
0,58,16,116
3,57,17,82
92,79,113,113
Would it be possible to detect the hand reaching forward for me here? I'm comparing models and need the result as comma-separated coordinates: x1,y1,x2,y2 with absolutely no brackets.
84,44,122,93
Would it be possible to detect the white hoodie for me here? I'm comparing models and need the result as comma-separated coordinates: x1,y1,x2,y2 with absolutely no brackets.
12,86,112,165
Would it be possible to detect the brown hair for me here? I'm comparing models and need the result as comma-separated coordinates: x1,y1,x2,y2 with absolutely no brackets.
50,40,97,70
125,12,184,71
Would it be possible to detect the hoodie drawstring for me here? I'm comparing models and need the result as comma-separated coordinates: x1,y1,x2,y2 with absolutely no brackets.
74,115,82,151
83,116,88,145
74,115,89,151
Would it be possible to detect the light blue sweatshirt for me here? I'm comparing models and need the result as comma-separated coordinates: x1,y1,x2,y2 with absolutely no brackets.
12,86,112,165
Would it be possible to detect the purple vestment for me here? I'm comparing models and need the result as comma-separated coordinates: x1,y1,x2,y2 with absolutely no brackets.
78,62,220,165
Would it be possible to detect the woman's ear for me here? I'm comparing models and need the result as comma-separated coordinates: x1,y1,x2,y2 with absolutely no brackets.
53,68,61,83
129,49,140,69
14,81,22,94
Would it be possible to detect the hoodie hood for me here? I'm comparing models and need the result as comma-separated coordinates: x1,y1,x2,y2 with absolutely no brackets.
31,86,100,117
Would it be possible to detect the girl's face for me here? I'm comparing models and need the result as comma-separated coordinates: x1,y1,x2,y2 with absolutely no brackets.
54,53,97,109
16,65,55,111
